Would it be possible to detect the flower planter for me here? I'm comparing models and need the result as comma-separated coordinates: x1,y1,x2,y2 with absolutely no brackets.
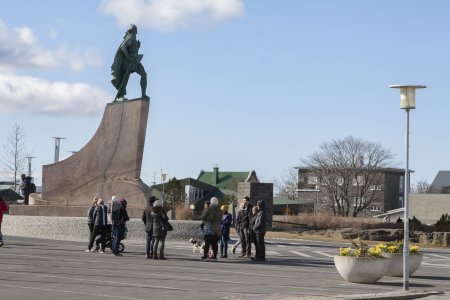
334,255,390,283
383,253,423,277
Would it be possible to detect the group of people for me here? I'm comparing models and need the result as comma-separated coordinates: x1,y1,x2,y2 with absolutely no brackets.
233,197,267,261
85,196,129,256
84,194,266,262
200,196,266,262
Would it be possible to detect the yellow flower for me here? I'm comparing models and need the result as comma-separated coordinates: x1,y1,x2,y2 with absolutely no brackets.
410,245,420,253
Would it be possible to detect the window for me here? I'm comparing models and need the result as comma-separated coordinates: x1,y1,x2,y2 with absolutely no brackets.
399,175,404,192
370,185,383,191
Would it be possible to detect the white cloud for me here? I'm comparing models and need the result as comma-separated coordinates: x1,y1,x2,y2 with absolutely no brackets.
0,73,111,115
0,19,102,72
100,0,244,32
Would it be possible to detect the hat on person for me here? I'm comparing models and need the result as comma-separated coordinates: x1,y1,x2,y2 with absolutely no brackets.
149,196,157,204
210,197,219,206
120,199,127,208
153,200,162,207
21,174,26,178
220,205,228,211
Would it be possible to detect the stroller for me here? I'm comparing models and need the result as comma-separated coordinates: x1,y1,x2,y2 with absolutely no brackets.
95,225,126,253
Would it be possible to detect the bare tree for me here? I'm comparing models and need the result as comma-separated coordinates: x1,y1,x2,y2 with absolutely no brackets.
411,179,432,194
1,124,28,191
302,136,396,217
274,168,298,200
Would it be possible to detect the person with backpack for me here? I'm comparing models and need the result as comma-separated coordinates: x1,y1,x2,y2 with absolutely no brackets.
19,174,32,205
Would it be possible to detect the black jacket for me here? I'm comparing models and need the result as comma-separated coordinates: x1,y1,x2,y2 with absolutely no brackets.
93,204,108,226
241,203,253,229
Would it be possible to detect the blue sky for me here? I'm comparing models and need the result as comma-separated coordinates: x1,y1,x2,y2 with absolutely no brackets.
1,0,449,188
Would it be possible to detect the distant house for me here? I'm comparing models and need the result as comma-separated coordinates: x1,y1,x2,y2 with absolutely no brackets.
296,167,406,216
429,170,450,193
150,166,261,209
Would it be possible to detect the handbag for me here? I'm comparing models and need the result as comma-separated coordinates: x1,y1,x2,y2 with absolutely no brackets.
162,219,173,231
203,223,215,236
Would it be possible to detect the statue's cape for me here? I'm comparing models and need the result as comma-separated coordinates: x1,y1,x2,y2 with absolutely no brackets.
111,34,142,90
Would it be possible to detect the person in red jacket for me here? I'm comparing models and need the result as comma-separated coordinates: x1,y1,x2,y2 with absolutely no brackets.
0,196,9,247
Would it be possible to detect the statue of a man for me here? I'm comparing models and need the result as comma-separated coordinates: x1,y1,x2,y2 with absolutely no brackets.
111,24,149,101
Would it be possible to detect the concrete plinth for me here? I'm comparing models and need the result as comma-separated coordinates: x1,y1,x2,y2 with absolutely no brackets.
41,98,151,209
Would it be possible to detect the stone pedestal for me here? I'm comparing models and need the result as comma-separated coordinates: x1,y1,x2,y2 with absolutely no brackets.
237,182,273,228
41,98,151,209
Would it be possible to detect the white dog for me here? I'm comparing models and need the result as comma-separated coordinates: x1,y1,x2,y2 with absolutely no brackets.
189,238,204,253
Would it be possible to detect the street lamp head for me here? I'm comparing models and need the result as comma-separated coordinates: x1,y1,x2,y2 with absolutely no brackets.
389,85,426,109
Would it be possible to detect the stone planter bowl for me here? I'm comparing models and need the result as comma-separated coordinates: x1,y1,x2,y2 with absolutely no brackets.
334,255,390,283
383,253,423,277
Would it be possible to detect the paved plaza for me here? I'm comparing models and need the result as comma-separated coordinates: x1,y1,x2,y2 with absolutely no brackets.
1,236,450,299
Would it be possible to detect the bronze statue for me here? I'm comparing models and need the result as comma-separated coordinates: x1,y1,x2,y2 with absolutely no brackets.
111,24,149,101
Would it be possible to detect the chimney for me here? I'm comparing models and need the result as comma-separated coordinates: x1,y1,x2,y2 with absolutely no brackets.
212,165,219,186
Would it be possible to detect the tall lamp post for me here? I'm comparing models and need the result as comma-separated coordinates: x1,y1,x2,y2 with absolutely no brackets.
26,156,35,177
389,84,426,291
51,137,66,163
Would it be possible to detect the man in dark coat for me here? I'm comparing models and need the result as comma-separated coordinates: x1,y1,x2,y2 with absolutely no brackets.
238,197,253,258
252,200,267,261
142,196,156,258
111,24,148,101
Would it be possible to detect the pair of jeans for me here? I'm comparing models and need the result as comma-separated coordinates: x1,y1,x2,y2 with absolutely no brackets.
145,231,153,254
241,228,252,256
112,225,124,254
220,235,228,255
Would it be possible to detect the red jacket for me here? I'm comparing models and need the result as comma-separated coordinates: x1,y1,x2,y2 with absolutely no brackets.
0,200,8,222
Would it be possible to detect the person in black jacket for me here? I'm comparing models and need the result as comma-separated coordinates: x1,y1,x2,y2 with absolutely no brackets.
151,200,169,259
238,197,253,258
86,198,108,253
142,196,156,258
19,174,32,205
87,197,98,238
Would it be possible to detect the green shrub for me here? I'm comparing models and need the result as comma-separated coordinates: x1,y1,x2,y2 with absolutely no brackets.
435,213,450,227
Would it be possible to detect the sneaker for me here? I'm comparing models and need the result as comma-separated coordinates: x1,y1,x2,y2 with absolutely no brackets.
222,254,228,258
99,250,104,254
0,242,4,247
207,257,217,262
146,253,151,259
85,249,91,253
112,253,122,257
238,254,246,258
200,256,208,261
